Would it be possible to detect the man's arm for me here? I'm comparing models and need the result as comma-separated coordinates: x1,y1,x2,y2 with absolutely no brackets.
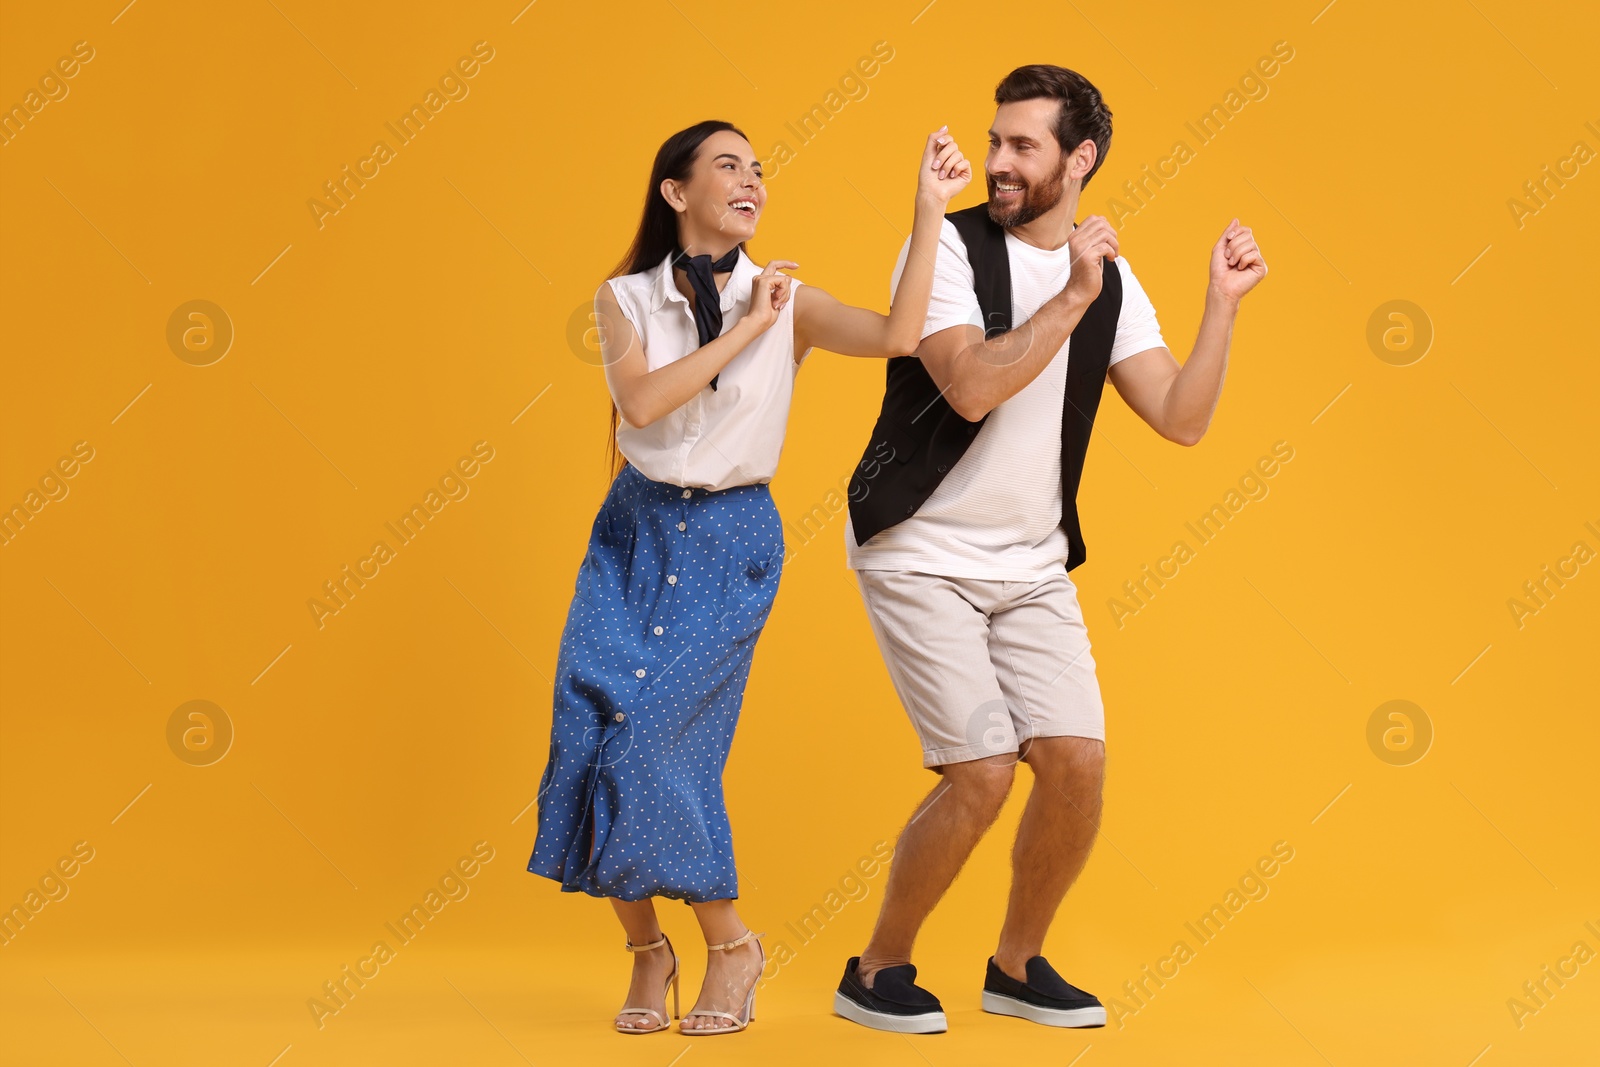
1108,218,1267,446
918,215,1119,421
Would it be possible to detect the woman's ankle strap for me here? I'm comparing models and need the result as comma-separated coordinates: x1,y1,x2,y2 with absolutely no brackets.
706,929,763,952
625,934,668,952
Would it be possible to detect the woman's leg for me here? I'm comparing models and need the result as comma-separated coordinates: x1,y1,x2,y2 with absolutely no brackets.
681,899,764,1031
610,897,676,1031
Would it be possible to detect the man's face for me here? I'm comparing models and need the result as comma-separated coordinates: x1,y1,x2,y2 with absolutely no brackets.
985,98,1072,229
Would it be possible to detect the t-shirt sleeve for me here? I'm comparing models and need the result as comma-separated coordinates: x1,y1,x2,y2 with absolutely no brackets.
1108,256,1167,366
889,217,983,342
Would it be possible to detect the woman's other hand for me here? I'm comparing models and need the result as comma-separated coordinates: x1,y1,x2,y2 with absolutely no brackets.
745,259,798,332
917,125,972,206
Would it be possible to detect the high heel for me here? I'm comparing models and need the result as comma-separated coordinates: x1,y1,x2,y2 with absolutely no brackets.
680,929,764,1035
614,933,680,1035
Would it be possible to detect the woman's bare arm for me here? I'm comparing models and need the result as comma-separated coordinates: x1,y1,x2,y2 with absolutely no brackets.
599,263,792,428
793,128,971,359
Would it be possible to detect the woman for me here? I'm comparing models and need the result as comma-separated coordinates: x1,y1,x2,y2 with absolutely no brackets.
527,118,970,1035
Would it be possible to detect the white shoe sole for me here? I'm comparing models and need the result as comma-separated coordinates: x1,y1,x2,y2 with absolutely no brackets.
981,990,1106,1027
834,991,948,1034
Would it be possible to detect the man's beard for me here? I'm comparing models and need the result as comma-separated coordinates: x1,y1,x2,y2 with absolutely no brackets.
986,156,1070,228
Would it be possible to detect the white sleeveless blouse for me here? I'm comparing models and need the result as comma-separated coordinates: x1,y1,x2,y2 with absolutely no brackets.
607,248,810,491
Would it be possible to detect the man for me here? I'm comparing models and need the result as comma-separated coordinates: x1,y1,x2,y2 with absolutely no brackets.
834,64,1267,1032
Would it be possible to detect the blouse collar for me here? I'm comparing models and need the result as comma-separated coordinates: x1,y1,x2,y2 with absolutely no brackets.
649,245,757,315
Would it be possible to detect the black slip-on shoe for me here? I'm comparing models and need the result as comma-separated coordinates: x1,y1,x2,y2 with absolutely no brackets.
834,956,947,1034
981,955,1107,1028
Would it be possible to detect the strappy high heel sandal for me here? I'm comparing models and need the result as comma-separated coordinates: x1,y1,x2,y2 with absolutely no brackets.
680,929,765,1035
614,933,680,1035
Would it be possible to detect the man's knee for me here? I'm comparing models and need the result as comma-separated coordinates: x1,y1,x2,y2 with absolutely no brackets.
1020,734,1103,769
1021,736,1105,800
937,755,1016,816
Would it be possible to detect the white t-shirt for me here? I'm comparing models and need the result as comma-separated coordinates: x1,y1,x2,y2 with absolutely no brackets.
844,217,1167,580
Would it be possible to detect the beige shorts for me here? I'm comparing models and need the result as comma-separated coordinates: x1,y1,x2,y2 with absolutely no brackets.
854,568,1106,769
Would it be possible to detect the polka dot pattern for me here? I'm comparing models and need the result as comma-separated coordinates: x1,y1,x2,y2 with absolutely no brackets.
527,462,784,903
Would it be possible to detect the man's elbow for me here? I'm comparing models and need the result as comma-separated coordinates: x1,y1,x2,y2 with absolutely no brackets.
1168,422,1207,447
946,386,991,422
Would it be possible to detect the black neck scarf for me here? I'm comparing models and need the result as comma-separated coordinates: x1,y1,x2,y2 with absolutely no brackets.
673,244,741,390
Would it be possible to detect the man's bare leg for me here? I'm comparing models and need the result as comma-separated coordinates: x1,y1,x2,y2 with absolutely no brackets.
856,753,1017,987
993,735,1105,981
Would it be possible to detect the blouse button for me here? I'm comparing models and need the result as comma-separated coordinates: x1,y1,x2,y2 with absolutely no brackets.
667,575,677,585
614,712,626,722
653,625,664,635
677,521,687,531
681,489,692,498
635,668,646,678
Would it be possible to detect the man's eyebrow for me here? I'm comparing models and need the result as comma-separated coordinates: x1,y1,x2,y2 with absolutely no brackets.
987,129,1036,144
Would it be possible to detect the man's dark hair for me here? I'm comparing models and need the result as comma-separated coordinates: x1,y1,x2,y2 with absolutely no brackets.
994,65,1113,188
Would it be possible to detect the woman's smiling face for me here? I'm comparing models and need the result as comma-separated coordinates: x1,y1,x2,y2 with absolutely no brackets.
663,129,766,251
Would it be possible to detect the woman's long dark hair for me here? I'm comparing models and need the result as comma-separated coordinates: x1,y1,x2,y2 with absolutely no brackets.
603,120,752,479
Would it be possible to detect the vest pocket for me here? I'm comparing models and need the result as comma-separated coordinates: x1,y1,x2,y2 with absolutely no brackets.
882,426,916,464
849,425,916,509
862,425,918,467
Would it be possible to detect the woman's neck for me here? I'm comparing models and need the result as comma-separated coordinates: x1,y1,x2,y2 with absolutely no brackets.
674,267,732,304
681,234,741,261
673,238,740,303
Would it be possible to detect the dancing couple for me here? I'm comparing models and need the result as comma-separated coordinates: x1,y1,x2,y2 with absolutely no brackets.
528,62,1267,1037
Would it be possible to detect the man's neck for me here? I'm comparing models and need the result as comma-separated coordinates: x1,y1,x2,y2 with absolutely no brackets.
1004,191,1082,252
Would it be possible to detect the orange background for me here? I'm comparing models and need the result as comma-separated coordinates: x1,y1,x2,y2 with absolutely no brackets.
2,1,1596,1064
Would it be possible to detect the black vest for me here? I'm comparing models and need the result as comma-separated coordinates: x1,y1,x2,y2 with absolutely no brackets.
847,201,1123,571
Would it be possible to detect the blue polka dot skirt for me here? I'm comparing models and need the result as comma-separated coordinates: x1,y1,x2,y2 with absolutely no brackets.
527,462,785,903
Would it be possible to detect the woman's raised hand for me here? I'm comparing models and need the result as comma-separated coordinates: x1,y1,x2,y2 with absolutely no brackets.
745,259,798,332
918,125,972,205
